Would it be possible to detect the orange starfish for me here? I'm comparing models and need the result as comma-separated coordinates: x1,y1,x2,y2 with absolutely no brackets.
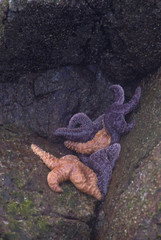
64,127,111,155
31,144,102,200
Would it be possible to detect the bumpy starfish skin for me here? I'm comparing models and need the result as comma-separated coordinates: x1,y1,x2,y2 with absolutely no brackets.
64,128,111,155
68,112,104,133
54,113,104,142
68,113,93,129
31,144,102,200
104,85,141,144
87,143,121,198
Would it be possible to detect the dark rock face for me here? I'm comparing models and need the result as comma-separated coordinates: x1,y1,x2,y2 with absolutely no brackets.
0,1,108,82
96,67,161,240
0,66,112,140
100,0,161,82
0,0,161,83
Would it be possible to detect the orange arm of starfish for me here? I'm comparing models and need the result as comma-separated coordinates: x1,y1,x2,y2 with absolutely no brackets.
64,128,111,155
31,144,102,200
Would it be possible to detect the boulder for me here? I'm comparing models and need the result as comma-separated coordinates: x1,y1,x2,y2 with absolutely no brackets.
0,0,161,83
0,66,112,140
96,66,161,239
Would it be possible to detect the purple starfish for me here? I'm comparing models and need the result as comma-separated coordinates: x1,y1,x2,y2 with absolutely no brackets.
79,143,121,199
54,113,104,142
104,85,141,144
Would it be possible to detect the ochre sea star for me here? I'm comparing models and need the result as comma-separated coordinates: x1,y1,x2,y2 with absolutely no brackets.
31,144,102,200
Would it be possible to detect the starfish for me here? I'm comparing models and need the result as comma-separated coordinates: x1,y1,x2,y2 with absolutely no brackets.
64,127,111,155
104,85,141,144
54,113,104,142
31,144,102,200
78,143,121,198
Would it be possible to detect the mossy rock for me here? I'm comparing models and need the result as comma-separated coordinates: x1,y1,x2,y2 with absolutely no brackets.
0,126,97,239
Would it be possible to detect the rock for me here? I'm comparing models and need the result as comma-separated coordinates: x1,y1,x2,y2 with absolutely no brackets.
96,66,161,239
0,66,112,140
0,125,97,240
0,0,105,82
0,0,161,83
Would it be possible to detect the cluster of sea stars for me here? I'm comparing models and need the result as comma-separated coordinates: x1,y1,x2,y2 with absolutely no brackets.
31,84,141,201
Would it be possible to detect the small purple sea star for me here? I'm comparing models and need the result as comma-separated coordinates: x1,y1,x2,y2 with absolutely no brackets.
54,113,104,142
104,85,141,144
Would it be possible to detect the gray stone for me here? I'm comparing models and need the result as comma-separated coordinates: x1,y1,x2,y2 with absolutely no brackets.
1,0,161,83
96,66,161,240
1,66,112,140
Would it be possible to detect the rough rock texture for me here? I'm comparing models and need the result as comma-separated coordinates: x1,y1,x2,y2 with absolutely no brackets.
0,66,112,140
0,125,98,240
0,0,161,83
96,66,161,239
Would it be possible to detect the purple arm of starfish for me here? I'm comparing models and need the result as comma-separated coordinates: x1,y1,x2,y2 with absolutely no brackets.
54,127,95,142
78,153,90,166
111,115,135,134
109,85,125,104
109,86,141,114
54,113,104,142
68,113,93,129
87,144,121,198
104,85,141,144
68,112,104,134
93,114,104,132
78,152,112,199
122,86,141,114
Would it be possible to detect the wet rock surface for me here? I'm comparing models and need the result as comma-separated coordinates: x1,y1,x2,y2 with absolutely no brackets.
0,65,112,140
0,0,161,83
0,125,98,240
97,67,161,239
1,67,161,239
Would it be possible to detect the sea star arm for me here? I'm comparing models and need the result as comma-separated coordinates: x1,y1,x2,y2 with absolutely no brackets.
31,144,102,200
104,143,121,168
93,114,105,132
110,86,141,114
68,113,105,136
88,148,113,198
119,120,135,134
78,154,90,167
68,113,93,129
64,128,111,155
89,144,121,173
70,163,102,200
31,144,60,169
121,86,141,115
109,85,125,105
54,126,95,142
112,115,135,134
88,144,121,197
103,117,120,143
97,165,112,199
47,164,66,192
